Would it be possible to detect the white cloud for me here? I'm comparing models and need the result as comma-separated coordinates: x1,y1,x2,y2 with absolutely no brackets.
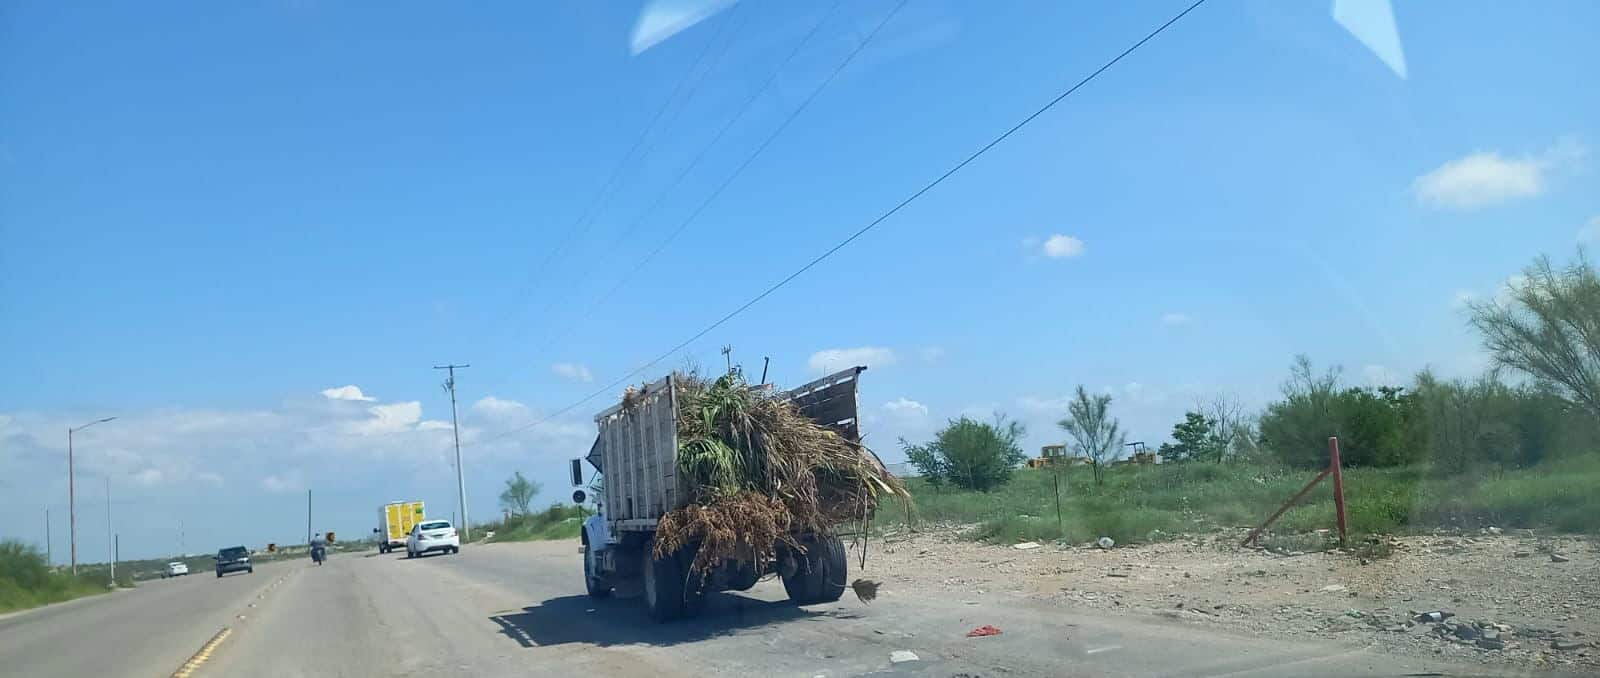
472,396,528,418
1042,234,1085,258
551,362,594,383
1159,312,1191,327
807,347,896,374
1413,139,1586,210
1578,216,1600,243
261,470,304,493
882,398,928,417
320,385,375,402
0,388,596,557
958,403,1001,420
346,401,422,436
1017,395,1070,414
1361,364,1400,387
1497,274,1531,306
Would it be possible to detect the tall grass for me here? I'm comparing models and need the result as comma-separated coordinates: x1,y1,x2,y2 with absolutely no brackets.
476,504,589,542
0,540,115,614
884,455,1600,545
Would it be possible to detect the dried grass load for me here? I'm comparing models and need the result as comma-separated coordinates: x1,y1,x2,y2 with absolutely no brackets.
651,372,905,575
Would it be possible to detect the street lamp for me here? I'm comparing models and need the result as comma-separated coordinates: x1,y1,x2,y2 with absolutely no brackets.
68,416,116,575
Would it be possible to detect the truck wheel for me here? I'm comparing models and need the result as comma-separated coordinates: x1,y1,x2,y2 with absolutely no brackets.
583,537,613,599
782,535,847,605
642,547,685,622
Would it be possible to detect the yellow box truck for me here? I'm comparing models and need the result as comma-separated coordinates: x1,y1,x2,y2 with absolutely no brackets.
376,500,424,554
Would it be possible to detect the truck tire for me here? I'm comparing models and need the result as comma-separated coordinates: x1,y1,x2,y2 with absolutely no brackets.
582,536,612,599
642,546,685,622
782,535,847,605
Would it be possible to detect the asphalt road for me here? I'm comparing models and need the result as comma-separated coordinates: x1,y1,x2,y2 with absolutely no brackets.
0,561,288,678
0,542,1569,677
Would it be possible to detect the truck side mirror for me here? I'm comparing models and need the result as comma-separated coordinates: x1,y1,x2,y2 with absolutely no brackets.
569,459,583,487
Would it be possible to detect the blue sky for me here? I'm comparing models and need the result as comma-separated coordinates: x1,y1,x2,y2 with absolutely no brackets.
2,0,1596,561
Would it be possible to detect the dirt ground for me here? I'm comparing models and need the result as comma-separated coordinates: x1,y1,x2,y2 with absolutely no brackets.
861,524,1600,672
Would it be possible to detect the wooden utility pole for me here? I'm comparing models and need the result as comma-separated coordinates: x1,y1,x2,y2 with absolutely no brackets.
435,363,472,541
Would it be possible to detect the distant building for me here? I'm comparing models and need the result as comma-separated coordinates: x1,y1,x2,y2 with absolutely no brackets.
1040,444,1067,458
885,462,920,478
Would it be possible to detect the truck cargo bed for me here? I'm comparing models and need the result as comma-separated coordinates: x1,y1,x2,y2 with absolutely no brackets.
589,367,867,532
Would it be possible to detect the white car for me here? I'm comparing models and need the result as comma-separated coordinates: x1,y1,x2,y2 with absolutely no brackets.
164,561,189,577
405,519,460,558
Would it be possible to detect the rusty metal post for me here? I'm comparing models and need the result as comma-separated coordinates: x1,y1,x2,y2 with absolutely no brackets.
1329,437,1347,545
1240,468,1331,547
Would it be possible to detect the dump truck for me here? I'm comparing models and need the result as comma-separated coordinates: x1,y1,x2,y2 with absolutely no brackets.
375,500,424,554
572,366,877,621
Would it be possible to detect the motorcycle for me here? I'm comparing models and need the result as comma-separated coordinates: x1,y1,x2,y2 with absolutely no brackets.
311,545,326,565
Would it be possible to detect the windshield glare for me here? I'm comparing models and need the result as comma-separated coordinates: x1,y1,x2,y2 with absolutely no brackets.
2,2,1595,676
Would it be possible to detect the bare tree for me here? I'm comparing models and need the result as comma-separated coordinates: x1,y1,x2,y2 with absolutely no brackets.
1057,386,1127,485
1469,251,1600,419
1197,395,1256,462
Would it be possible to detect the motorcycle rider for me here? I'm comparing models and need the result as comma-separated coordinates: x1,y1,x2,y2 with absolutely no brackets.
310,532,327,564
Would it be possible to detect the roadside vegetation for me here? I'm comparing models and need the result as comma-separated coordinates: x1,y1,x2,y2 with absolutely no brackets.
478,504,589,542
474,470,587,542
886,455,1600,546
0,541,120,614
892,250,1600,546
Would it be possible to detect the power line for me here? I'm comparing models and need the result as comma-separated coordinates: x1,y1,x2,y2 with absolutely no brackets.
472,0,1209,448
511,0,849,369
517,0,900,379
482,6,749,350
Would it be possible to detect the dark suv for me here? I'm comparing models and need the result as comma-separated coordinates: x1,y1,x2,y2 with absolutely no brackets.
215,546,253,577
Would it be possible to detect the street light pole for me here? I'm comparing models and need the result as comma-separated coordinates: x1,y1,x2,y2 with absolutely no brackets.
68,416,116,576
106,477,114,586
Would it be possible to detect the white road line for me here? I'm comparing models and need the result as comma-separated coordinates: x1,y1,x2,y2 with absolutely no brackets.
1086,645,1122,655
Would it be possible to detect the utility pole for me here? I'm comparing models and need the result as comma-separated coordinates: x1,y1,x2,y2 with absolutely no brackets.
434,363,471,542
45,509,51,566
306,490,312,545
106,477,114,585
68,416,116,576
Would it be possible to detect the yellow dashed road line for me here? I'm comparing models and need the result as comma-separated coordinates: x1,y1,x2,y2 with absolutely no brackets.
170,572,291,677
170,627,231,678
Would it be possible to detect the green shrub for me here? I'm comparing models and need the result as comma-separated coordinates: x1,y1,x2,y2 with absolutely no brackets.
0,540,108,613
902,416,1027,491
